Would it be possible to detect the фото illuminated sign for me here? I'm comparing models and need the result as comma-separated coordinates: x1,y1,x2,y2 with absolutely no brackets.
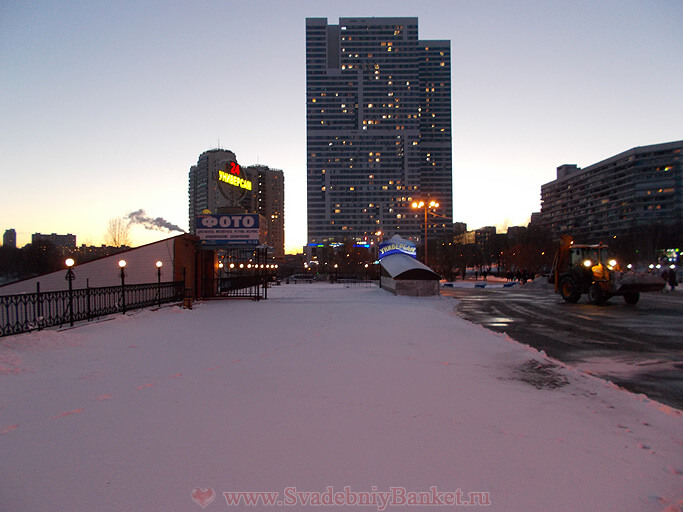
196,214,260,245
379,240,417,259
218,162,252,191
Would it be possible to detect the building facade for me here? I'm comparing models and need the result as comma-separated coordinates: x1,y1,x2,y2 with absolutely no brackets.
306,17,452,245
188,150,285,257
246,165,285,258
3,229,16,248
537,141,683,244
31,233,76,252
188,149,240,226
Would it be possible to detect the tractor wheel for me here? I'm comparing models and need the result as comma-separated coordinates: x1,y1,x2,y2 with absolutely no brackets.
588,284,606,305
559,277,580,303
623,291,640,305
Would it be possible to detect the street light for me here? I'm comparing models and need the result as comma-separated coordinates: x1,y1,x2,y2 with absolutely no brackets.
156,261,163,307
411,199,439,266
118,260,127,314
65,258,76,327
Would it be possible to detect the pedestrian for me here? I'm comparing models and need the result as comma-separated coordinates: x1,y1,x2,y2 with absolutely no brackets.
668,268,678,291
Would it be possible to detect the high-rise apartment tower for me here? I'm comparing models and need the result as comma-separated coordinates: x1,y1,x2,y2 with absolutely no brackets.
188,149,285,257
306,17,452,245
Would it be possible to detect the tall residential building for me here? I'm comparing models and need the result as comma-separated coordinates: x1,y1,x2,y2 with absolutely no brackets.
188,149,239,226
3,229,16,248
188,149,285,257
537,140,683,243
246,165,285,258
306,17,452,245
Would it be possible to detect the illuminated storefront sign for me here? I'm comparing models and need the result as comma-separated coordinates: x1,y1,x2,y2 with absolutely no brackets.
196,214,259,245
379,240,417,259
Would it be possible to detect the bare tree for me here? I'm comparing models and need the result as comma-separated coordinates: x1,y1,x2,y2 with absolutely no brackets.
106,217,132,247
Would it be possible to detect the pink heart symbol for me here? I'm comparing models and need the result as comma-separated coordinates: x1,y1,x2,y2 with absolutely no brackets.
191,487,216,508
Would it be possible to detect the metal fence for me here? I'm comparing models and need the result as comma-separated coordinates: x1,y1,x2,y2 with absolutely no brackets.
216,274,272,300
0,280,185,338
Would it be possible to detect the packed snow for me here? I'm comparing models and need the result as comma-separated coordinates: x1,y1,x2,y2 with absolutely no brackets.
0,283,681,511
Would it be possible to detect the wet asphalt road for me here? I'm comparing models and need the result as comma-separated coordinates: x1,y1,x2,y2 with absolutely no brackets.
441,283,683,409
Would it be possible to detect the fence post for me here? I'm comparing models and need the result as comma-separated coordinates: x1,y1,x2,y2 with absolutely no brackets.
36,282,42,330
255,248,261,302
86,279,91,322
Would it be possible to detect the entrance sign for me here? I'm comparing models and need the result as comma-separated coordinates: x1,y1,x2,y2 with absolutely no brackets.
196,214,260,245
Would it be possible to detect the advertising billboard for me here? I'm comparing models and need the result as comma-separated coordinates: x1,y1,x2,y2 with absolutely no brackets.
195,214,260,246
379,238,417,259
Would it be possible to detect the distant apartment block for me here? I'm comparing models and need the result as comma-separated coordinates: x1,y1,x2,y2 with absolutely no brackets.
537,141,682,243
71,244,129,263
3,229,16,248
31,233,76,252
188,149,285,257
246,165,285,258
306,17,453,245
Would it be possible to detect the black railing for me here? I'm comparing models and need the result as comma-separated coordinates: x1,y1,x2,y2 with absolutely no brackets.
216,273,271,300
0,280,185,338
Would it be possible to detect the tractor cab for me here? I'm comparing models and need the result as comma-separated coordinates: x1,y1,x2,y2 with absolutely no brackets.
567,244,619,282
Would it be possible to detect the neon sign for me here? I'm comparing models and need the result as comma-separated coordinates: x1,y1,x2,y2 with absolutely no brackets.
379,241,417,259
227,161,241,175
218,165,252,191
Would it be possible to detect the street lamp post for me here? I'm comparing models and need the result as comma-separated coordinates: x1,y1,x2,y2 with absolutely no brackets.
156,261,163,307
118,260,127,314
65,258,76,327
411,199,439,266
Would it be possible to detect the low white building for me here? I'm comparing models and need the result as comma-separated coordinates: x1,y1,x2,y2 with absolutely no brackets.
0,235,197,296
379,235,441,296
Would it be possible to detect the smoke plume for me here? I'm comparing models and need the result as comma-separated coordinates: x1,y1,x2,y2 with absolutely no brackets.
126,209,185,233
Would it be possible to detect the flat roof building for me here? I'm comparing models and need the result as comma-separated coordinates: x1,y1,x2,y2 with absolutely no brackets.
31,233,76,252
246,165,285,258
537,141,682,245
306,17,453,245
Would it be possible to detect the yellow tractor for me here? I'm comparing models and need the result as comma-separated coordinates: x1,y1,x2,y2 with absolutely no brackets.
550,235,665,305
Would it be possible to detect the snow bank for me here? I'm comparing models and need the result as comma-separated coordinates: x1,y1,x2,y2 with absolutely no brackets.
0,283,680,511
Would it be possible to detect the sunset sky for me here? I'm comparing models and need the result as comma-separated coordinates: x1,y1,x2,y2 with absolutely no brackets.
1,0,681,253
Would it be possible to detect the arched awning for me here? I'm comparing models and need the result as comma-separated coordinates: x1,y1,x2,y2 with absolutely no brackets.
380,252,440,281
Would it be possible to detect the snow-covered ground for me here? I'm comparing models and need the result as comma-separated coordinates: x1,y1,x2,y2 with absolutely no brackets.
0,283,681,511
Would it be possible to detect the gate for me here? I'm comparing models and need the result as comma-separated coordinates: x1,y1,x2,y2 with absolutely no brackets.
204,246,272,300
